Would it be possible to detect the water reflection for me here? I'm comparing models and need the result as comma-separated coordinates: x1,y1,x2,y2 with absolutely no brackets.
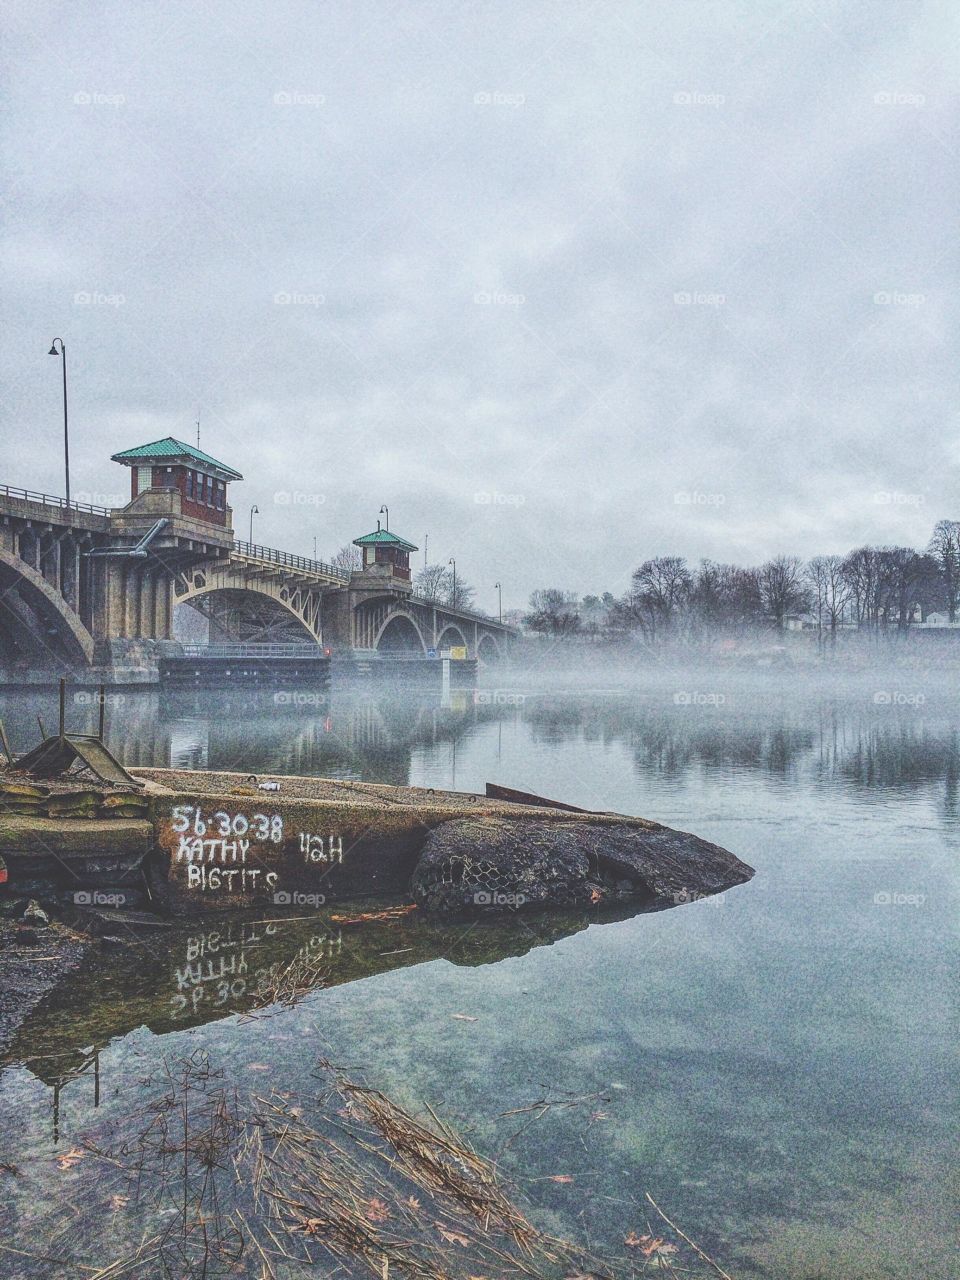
1,680,958,808
4,903,642,1101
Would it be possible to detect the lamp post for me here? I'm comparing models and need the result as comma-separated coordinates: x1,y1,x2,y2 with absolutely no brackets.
379,504,389,531
47,339,69,508
424,533,428,571
249,504,259,544
448,557,456,608
495,581,502,622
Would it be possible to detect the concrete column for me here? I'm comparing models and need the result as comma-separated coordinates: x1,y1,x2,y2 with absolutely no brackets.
155,571,174,639
143,570,158,639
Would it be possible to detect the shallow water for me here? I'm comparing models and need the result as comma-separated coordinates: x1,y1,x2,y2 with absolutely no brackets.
0,674,957,1278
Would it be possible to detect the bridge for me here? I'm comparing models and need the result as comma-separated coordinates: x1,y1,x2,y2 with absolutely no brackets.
0,439,515,682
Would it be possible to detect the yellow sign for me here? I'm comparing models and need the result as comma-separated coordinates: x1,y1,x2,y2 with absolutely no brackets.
448,646,468,660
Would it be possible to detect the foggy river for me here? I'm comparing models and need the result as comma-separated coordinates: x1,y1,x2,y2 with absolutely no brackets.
0,671,956,1278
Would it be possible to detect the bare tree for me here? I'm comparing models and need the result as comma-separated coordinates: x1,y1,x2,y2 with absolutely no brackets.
330,543,361,573
415,563,476,610
758,555,810,630
620,557,692,641
807,554,851,635
928,520,960,621
525,588,581,638
414,563,450,600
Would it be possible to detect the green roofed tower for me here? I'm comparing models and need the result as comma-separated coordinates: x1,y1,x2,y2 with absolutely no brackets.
111,437,242,528
353,523,417,588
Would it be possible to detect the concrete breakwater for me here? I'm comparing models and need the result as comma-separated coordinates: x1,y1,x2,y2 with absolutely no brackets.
0,767,755,917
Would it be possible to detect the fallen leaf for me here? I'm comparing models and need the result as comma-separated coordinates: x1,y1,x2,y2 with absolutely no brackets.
548,1174,575,1184
590,1111,609,1122
451,1013,477,1022
406,1195,422,1211
589,887,603,903
624,1232,668,1257
247,1063,271,1072
109,1193,129,1211
365,1197,391,1223
436,1223,471,1246
299,1217,325,1235
55,1147,85,1171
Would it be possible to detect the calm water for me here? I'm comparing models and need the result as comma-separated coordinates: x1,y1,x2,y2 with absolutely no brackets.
0,673,957,1278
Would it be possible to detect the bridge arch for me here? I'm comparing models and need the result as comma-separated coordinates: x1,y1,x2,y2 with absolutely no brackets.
437,624,468,653
174,574,322,645
477,634,501,663
374,612,426,654
0,546,95,671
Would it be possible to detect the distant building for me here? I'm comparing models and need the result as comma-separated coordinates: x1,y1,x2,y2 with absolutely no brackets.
111,437,242,528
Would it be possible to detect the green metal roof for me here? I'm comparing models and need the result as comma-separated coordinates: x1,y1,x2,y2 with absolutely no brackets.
111,437,243,480
353,528,418,551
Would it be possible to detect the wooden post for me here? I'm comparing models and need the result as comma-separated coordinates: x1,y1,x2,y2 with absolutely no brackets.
98,684,106,741
59,678,66,740
0,719,13,765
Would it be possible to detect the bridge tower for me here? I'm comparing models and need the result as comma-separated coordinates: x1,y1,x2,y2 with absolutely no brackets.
93,437,240,675
111,437,242,526
351,524,418,591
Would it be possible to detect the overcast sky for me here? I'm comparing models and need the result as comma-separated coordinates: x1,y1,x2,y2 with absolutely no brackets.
2,1,956,613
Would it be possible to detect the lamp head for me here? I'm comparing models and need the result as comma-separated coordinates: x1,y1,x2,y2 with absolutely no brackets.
48,342,61,356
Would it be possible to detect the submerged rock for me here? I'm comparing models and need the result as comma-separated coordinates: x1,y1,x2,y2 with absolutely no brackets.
411,816,754,916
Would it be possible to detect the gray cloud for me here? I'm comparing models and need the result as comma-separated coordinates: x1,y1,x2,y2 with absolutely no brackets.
2,0,956,613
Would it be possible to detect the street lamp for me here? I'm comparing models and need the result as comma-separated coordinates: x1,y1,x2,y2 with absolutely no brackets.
47,339,69,508
379,504,389,531
249,504,259,544
495,581,502,622
448,557,456,607
424,533,428,571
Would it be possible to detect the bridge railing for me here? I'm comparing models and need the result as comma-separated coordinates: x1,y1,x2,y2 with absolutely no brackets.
232,539,350,581
179,643,326,658
0,483,112,517
414,592,515,628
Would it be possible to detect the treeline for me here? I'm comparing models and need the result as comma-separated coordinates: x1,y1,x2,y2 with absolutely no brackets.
523,520,960,642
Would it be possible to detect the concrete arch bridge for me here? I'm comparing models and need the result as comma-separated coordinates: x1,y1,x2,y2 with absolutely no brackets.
0,484,514,682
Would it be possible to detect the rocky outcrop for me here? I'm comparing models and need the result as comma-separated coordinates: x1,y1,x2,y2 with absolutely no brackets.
411,816,754,916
